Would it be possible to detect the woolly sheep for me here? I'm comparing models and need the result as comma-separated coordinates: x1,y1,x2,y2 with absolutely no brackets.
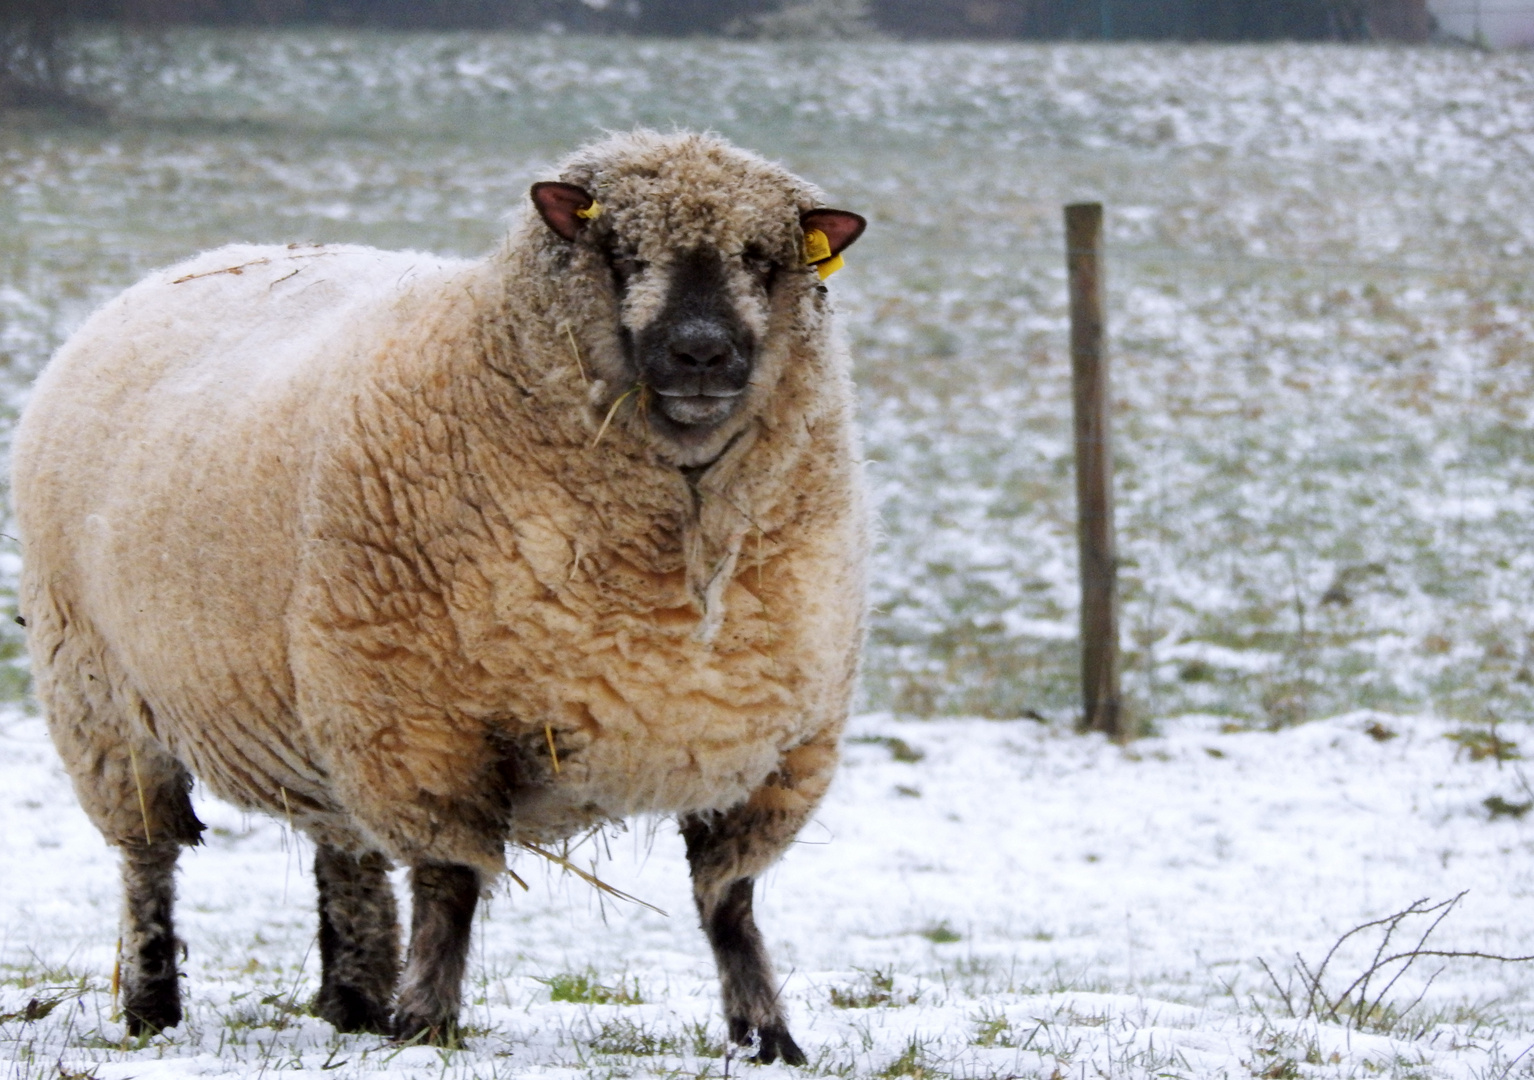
11,130,868,1063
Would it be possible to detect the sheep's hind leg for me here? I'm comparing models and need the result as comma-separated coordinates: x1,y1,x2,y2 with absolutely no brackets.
115,754,203,1035
391,863,480,1044
63,727,202,1036
29,616,204,1035
120,838,188,1035
313,846,400,1033
681,813,808,1067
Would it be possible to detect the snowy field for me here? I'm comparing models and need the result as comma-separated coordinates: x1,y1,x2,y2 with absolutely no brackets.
3,31,1534,1079
7,706,1534,1079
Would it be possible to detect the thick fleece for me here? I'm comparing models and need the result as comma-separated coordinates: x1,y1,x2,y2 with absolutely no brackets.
12,132,868,888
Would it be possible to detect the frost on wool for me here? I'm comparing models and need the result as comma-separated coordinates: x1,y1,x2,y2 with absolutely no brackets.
9,130,868,1058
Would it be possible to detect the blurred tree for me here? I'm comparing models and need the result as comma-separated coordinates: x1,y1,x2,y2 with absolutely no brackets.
105,0,620,31
727,0,876,39
867,0,1378,39
633,0,757,34
1,0,74,106
870,0,1041,37
309,0,619,31
1364,0,1430,40
0,0,1430,43
1186,0,1368,39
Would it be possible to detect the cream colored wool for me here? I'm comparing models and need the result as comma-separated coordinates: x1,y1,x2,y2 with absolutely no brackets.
13,131,868,885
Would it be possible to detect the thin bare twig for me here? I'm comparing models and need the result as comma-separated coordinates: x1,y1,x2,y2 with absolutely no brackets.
1256,956,1296,1018
544,724,561,775
1341,894,1465,1023
172,258,271,283
518,842,667,917
1272,892,1534,1034
565,325,589,385
591,386,642,448
173,251,338,285
127,744,153,844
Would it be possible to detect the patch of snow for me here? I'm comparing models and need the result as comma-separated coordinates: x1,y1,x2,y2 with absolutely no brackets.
4,707,1534,1077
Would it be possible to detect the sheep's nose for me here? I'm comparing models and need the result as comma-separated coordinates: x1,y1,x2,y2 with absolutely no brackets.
668,323,734,370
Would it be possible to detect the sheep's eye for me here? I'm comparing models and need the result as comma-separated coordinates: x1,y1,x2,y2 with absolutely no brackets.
741,249,776,287
610,254,645,286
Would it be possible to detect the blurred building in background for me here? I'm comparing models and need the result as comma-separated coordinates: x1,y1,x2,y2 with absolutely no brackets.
1426,0,1534,45
4,0,1507,45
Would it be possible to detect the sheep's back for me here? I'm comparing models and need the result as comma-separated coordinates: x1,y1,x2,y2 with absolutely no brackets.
12,242,472,820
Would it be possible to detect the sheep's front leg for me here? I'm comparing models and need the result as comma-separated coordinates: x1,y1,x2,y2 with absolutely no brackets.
313,846,400,1033
391,863,480,1044
679,855,805,1066
680,737,839,1066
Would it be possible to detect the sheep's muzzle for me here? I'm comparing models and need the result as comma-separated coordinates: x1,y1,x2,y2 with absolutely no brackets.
633,249,754,439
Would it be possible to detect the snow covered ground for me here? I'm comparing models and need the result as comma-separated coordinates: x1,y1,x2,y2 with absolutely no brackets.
5,705,1534,1079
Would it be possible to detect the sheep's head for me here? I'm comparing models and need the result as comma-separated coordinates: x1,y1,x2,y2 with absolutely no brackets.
527,132,865,466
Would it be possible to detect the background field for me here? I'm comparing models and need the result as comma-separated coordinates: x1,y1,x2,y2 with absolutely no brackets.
4,33,1534,724
3,31,1534,1080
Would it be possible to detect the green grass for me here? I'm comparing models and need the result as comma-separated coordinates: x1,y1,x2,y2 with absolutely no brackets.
876,1037,941,1079
586,1018,679,1056
681,1019,724,1059
0,961,94,993
222,993,304,1033
539,970,644,1006
0,997,65,1025
849,735,926,763
969,1008,1015,1049
918,922,960,945
1445,726,1522,764
829,969,917,1010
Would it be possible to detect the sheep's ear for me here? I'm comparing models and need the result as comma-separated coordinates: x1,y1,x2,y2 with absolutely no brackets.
531,182,602,242
800,209,867,258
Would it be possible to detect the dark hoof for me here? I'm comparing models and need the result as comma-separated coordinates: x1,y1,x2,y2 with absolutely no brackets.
748,1023,806,1067
391,1009,460,1047
123,980,182,1036
313,984,391,1034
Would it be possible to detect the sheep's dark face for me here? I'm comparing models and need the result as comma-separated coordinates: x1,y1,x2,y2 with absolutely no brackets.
530,174,864,459
626,246,758,436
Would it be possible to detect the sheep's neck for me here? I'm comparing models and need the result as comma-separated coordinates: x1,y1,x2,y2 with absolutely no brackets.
448,253,824,624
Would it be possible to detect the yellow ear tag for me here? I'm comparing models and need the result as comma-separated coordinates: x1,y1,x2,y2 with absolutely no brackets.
803,228,832,264
575,199,604,221
804,228,845,279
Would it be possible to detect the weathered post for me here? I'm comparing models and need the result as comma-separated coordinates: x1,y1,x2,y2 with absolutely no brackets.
1064,202,1125,739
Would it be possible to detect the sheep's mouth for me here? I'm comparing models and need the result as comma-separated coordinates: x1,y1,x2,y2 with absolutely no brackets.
627,247,756,442
652,387,744,428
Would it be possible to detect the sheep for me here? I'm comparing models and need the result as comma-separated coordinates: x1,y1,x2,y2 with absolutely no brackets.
10,130,869,1063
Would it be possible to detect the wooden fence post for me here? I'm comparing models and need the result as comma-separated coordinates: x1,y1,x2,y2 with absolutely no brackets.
1065,202,1126,739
